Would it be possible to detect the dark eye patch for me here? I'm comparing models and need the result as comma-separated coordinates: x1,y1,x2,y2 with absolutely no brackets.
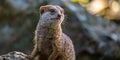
49,9,55,13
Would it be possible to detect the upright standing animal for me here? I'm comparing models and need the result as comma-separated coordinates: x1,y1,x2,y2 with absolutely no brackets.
30,5,75,60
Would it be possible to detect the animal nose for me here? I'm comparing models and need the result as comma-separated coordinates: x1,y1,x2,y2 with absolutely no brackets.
57,14,61,19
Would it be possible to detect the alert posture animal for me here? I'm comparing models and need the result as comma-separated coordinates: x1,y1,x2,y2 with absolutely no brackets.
30,5,75,60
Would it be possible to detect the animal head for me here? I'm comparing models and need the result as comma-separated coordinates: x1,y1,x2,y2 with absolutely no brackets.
39,5,64,27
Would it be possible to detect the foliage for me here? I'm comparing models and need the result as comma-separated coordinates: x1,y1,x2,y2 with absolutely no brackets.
71,0,90,4
71,0,120,21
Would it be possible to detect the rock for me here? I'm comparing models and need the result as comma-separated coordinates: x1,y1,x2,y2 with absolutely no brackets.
0,51,30,60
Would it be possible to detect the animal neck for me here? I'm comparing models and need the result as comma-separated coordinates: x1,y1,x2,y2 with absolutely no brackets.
36,20,62,40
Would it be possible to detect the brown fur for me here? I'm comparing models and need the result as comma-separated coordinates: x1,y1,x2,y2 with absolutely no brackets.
30,5,75,60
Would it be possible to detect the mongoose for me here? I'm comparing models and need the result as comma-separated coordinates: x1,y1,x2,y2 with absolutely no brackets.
30,5,75,60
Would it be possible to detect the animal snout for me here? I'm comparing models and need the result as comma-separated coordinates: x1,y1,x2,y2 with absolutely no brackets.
57,14,62,19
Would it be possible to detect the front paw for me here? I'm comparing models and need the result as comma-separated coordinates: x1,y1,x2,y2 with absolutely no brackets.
26,55,33,60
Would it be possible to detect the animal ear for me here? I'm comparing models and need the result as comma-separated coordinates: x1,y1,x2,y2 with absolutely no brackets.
56,6,64,14
40,6,46,15
60,8,64,14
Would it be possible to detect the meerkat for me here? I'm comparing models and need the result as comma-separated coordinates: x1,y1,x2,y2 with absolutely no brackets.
30,5,75,60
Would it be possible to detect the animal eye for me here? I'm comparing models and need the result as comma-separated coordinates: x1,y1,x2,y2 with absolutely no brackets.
49,9,55,12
